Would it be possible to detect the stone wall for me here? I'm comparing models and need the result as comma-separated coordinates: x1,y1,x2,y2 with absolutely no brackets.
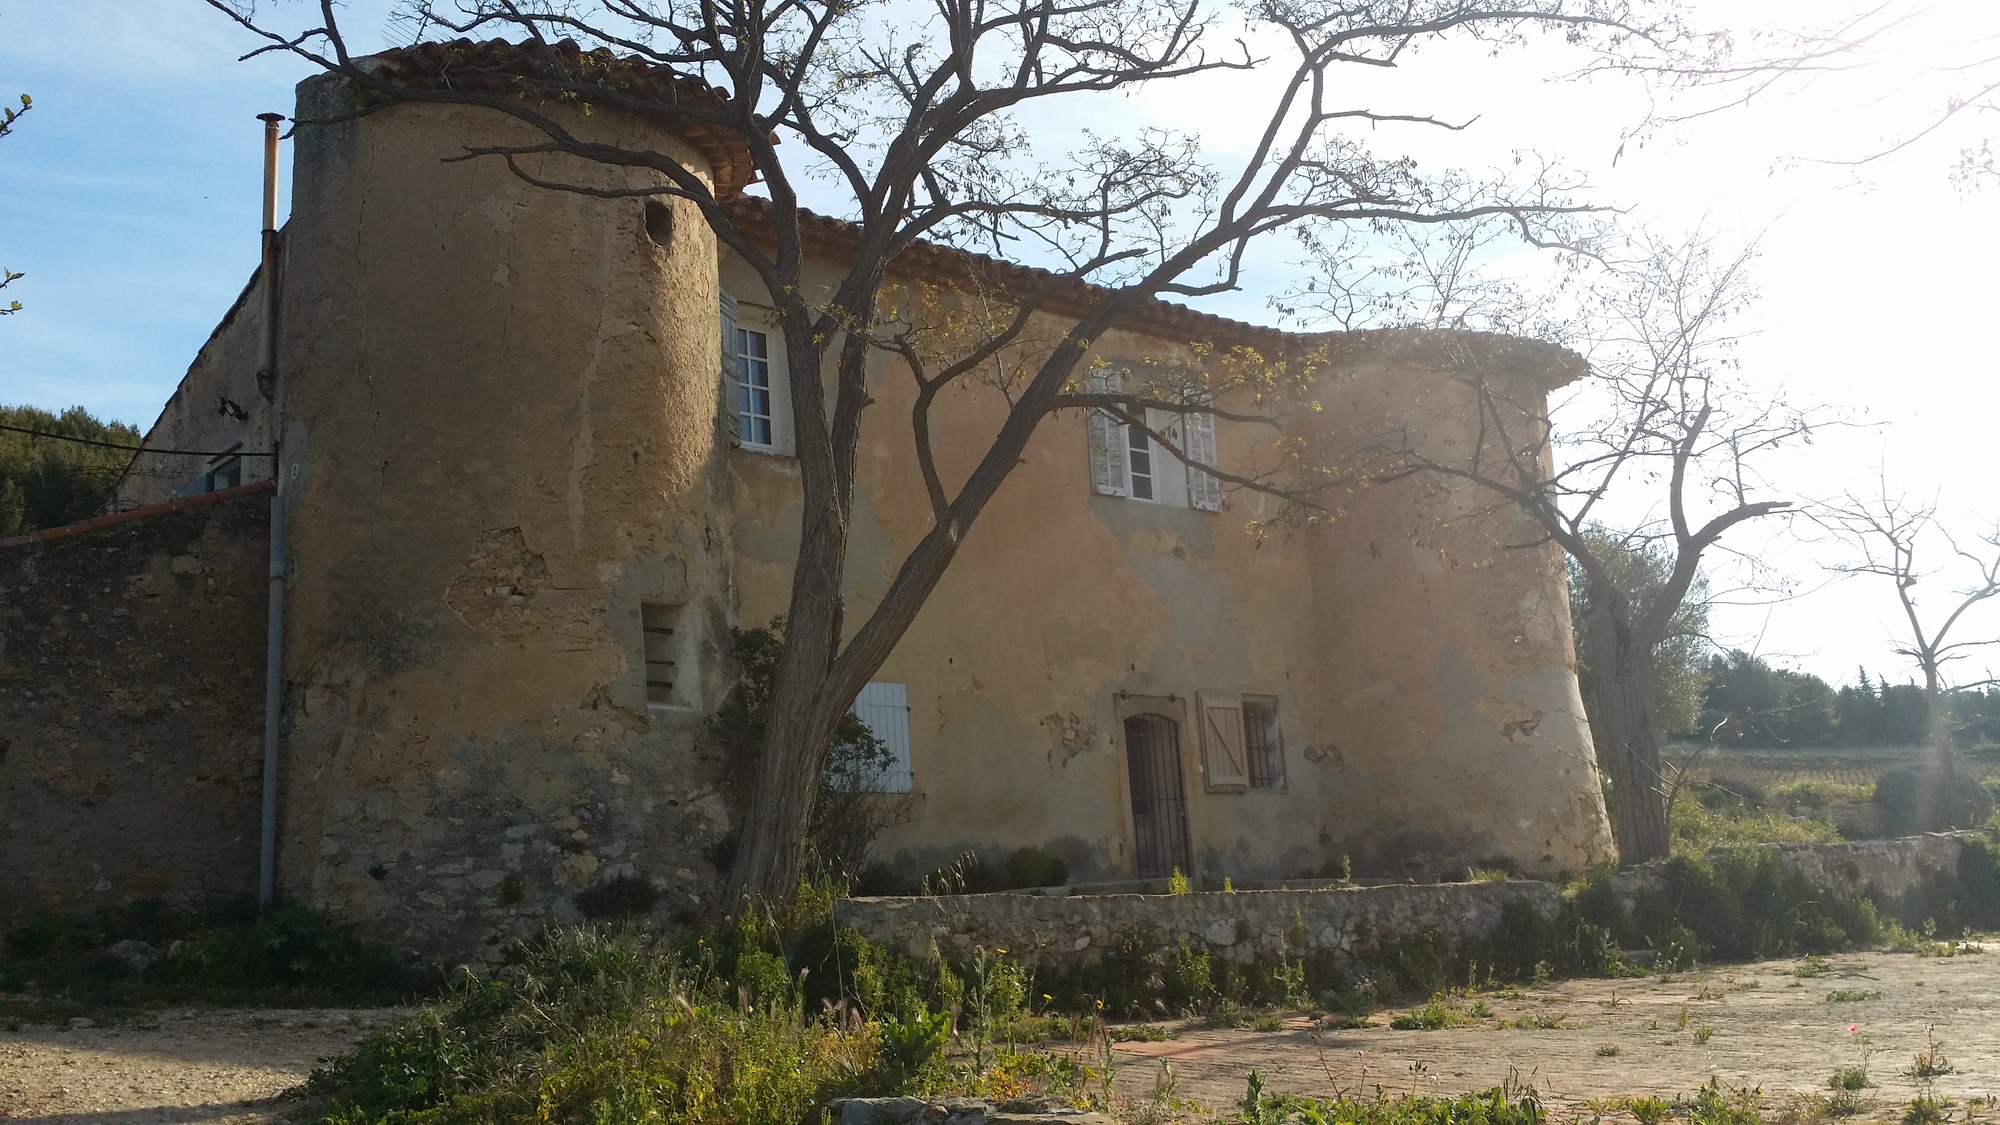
0,485,270,917
834,880,1558,970
1610,831,1994,912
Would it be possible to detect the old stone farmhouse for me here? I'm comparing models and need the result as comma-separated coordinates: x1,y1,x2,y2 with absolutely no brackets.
0,42,1611,955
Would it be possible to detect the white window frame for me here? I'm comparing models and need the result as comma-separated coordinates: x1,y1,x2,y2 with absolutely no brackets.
1087,366,1219,512
1125,409,1192,508
729,303,794,456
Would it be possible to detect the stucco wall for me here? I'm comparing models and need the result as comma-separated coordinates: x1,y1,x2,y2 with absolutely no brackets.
724,255,1611,887
268,76,735,955
98,61,1609,953
0,487,269,917
115,270,274,509
1293,354,1609,878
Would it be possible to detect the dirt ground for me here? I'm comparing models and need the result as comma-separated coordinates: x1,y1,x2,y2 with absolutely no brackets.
1112,948,2000,1118
1,950,1995,1123
0,1008,403,1124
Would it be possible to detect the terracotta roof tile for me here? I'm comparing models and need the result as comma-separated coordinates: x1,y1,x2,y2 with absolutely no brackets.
722,196,1585,385
353,41,1578,384
361,38,757,198
0,481,275,551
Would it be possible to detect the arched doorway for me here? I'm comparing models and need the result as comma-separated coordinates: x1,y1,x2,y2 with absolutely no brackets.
1124,712,1192,878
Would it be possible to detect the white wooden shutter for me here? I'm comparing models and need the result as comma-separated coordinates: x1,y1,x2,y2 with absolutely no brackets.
851,681,913,793
720,290,741,442
1086,367,1126,497
1185,409,1222,512
1198,689,1249,791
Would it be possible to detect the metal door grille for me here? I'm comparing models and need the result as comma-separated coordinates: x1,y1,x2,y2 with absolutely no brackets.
1124,713,1191,879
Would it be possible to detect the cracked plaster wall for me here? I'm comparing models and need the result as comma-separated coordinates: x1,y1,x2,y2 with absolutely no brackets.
268,78,735,955
725,258,1613,887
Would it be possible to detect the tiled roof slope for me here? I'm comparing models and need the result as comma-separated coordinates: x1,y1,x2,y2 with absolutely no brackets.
722,196,1585,386
0,481,275,551
352,40,1577,383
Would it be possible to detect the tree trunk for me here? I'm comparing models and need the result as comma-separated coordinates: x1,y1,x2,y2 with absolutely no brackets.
1923,670,1951,776
719,319,862,912
1581,606,1671,865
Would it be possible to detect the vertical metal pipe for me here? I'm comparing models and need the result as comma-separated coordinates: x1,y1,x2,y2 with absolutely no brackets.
256,111,287,909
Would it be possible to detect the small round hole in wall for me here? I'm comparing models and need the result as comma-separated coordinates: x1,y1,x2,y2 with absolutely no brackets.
644,199,675,248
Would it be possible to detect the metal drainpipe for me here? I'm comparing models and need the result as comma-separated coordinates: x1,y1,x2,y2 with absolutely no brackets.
256,111,287,909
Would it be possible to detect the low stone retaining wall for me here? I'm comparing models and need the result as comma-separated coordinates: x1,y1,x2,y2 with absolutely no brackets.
1608,830,1995,911
831,1096,1109,1125
834,879,1557,969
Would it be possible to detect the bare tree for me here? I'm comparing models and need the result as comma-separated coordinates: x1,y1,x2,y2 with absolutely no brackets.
206,0,1697,905
1820,486,2000,825
1363,229,1813,864
1615,1,2000,184
1,93,29,316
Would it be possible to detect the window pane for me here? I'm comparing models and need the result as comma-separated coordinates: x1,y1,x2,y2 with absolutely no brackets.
1127,424,1154,500
736,328,776,448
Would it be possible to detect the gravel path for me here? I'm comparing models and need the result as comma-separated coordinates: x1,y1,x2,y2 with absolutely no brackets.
4,951,1997,1122
0,1008,400,1124
1112,949,2000,1118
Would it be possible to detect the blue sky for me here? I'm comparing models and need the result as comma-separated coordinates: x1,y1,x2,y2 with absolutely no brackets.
3,0,1998,684
0,1,396,424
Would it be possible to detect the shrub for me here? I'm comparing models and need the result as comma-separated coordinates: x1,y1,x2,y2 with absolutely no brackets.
1006,846,1070,890
1164,937,1214,1012
879,1002,951,1083
1876,765,1996,835
306,927,880,1125
712,622,911,884
572,875,661,920
0,896,437,1021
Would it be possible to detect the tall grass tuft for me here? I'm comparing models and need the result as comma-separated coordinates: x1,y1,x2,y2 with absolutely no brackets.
307,926,879,1125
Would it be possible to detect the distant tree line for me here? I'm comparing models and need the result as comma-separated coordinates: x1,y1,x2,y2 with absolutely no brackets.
1571,533,2000,753
1690,649,2000,750
0,404,137,536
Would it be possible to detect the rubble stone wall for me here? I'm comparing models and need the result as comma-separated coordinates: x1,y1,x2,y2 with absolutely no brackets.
1611,830,1994,910
0,486,270,917
834,879,1559,969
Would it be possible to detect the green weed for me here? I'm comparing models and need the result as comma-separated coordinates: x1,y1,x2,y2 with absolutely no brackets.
1390,994,1471,1031
1253,1082,1548,1125
1107,1023,1177,1043
1906,1027,1953,1079
1685,1079,1763,1125
1630,1096,1672,1125
1903,1095,1954,1125
1829,1066,1873,1093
